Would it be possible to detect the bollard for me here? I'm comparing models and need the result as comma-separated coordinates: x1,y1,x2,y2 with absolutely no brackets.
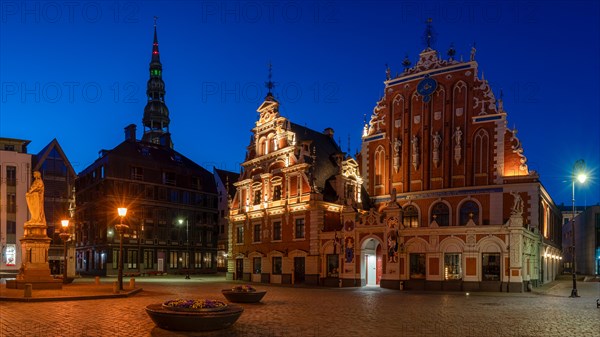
95,276,100,285
112,281,119,294
24,283,32,298
399,281,404,291
129,278,135,289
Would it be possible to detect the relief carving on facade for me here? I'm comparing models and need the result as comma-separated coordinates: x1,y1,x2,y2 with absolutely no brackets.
510,233,521,267
509,128,529,173
393,138,401,173
432,131,441,168
411,135,420,170
472,75,497,116
453,127,462,165
386,217,399,263
367,98,387,135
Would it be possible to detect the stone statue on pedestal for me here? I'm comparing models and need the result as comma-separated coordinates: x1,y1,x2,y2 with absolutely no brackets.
26,171,46,225
7,171,62,289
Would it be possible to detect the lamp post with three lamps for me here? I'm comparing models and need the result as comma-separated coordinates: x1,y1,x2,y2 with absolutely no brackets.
116,207,128,290
570,159,587,298
178,218,190,279
59,219,70,284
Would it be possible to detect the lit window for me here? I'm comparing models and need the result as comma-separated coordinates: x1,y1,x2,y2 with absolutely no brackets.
403,205,419,228
444,254,462,280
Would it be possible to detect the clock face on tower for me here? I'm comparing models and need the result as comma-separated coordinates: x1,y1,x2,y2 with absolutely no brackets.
417,77,437,102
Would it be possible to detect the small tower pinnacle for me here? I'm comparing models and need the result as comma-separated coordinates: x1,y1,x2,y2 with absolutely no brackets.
265,62,275,98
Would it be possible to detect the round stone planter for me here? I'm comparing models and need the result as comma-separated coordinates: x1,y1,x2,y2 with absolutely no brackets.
221,289,267,303
145,303,243,331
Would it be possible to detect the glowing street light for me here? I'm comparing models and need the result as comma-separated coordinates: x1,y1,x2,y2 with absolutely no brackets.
116,207,128,291
570,159,587,298
60,219,70,284
178,218,190,279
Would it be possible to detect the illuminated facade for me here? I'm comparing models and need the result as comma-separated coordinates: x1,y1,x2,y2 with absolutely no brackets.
229,36,563,292
357,41,562,291
227,87,366,285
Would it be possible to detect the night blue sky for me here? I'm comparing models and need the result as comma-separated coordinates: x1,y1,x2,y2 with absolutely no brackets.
1,1,599,207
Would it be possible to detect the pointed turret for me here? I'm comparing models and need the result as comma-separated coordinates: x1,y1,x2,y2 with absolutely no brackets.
142,17,172,148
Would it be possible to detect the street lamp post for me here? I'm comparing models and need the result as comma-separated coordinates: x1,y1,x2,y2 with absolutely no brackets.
60,219,70,284
178,218,190,279
570,159,587,298
116,207,128,291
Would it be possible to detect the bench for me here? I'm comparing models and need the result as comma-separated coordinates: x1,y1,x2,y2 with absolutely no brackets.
123,272,141,277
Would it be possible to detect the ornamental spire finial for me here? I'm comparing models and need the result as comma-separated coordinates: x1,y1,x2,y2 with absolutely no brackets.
424,18,435,49
265,62,276,97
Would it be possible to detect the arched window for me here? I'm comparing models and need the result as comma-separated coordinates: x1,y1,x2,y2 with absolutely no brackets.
431,202,450,226
459,201,479,225
473,129,489,175
374,146,385,186
403,205,419,228
258,137,267,155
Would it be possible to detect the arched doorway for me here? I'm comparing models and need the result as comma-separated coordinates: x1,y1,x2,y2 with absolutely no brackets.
361,237,383,286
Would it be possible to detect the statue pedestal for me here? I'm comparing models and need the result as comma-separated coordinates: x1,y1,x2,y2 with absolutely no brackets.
6,222,62,290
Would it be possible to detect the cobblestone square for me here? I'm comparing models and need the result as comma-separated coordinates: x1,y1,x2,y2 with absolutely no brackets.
1,276,599,337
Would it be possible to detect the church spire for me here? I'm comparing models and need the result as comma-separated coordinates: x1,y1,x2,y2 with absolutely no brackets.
142,17,172,148
151,16,160,64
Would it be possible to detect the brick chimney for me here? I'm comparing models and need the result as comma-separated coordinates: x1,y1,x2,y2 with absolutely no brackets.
124,124,137,142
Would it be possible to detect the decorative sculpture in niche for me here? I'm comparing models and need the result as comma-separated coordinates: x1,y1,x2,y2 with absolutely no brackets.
393,138,401,173
453,127,462,165
411,135,419,170
432,131,441,168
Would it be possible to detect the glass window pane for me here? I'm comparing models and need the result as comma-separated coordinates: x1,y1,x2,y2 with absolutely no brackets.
482,253,500,281
444,253,462,280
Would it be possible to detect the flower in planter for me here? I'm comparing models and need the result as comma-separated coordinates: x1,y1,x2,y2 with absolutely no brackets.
231,284,256,292
162,299,227,310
